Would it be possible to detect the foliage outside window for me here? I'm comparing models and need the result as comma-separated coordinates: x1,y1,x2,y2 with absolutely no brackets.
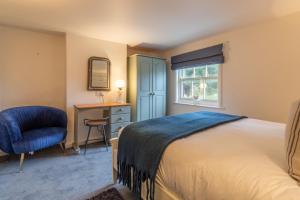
176,64,221,107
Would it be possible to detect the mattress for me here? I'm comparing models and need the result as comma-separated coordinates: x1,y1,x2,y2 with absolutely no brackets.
154,118,300,200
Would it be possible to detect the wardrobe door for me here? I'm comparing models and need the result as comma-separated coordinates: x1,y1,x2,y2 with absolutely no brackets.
137,56,153,121
152,58,166,118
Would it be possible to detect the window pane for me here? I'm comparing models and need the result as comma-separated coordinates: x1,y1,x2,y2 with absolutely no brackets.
182,80,192,98
182,68,194,78
207,64,219,77
178,64,220,105
193,80,204,100
195,66,206,77
204,79,218,101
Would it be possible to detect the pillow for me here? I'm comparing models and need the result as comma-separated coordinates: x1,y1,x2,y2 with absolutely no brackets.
286,99,300,180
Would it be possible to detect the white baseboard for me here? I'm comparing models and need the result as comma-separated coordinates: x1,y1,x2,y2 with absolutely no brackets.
65,139,102,149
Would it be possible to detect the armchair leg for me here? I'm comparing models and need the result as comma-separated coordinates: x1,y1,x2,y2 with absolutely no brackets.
19,153,25,173
59,142,65,153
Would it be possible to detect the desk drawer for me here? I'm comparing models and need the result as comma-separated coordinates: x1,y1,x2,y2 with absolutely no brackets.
111,113,130,124
111,106,130,114
111,122,130,133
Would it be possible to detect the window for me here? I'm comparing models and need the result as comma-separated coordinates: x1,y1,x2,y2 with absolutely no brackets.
176,64,221,107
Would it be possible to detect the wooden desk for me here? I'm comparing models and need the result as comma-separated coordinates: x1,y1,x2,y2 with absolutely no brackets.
73,102,131,152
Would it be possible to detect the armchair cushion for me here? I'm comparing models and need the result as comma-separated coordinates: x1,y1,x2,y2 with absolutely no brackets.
12,127,67,154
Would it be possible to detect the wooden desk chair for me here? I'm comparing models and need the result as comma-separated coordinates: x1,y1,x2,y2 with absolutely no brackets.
83,117,109,154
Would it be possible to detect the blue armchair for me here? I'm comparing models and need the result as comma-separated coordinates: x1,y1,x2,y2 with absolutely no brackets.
0,106,67,171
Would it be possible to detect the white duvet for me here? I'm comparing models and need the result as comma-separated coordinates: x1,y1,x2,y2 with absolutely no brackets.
155,118,300,200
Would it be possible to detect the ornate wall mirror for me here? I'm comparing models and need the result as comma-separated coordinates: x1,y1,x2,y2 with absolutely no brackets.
88,57,110,91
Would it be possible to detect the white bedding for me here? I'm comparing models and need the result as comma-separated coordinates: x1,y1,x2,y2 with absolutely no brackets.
155,118,300,200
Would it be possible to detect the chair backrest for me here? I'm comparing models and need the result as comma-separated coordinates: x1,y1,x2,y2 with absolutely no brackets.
1,106,67,132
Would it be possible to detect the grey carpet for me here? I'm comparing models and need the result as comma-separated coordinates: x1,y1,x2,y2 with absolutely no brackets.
0,144,133,200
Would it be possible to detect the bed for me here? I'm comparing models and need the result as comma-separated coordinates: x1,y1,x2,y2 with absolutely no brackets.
111,117,300,200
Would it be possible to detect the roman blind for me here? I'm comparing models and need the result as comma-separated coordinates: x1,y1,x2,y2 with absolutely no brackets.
171,44,224,70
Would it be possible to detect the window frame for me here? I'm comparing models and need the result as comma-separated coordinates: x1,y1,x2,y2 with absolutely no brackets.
175,64,222,108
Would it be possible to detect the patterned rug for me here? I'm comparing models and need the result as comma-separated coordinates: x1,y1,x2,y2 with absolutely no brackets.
87,188,124,200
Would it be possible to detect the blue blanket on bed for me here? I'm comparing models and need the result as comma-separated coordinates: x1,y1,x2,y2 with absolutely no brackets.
117,111,246,199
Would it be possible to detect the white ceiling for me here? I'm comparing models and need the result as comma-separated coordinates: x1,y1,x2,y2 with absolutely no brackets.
0,0,300,49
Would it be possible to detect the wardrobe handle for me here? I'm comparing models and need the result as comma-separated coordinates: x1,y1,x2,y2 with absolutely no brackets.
152,92,155,95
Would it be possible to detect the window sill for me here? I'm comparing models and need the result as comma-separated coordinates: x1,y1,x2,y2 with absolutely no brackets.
174,101,225,109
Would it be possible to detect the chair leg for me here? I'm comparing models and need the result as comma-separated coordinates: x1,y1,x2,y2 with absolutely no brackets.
101,125,108,151
19,153,25,173
84,126,92,155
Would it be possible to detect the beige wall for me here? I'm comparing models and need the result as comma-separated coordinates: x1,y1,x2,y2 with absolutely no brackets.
163,12,300,123
0,26,66,111
66,33,127,146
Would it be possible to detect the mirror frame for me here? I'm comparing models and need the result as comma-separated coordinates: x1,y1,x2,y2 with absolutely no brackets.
88,56,111,91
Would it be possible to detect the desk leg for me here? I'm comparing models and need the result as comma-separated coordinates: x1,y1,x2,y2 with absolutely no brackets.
73,108,80,154
74,146,80,154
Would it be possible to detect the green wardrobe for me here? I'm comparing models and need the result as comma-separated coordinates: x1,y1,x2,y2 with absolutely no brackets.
128,54,167,122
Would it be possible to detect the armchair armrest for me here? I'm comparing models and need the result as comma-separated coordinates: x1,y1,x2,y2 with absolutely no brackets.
43,107,67,128
0,114,22,144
